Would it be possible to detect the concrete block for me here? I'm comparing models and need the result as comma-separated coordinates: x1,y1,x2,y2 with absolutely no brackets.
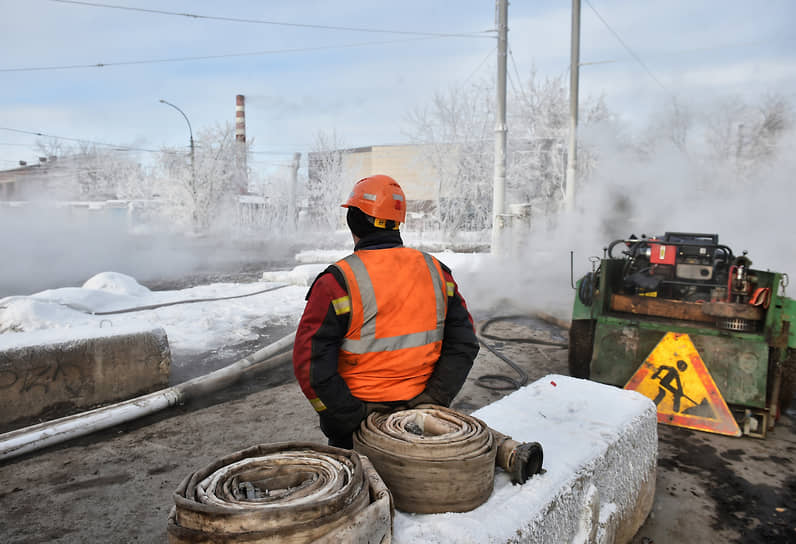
0,325,171,432
393,374,658,544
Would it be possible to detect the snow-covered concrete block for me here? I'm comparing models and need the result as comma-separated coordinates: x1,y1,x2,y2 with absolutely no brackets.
393,374,657,544
0,324,171,432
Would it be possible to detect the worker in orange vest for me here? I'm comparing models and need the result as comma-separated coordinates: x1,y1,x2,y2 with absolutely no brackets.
293,174,480,448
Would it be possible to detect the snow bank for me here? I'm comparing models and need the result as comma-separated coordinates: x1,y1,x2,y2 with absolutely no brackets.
393,375,658,544
261,264,328,287
0,272,305,357
0,322,164,351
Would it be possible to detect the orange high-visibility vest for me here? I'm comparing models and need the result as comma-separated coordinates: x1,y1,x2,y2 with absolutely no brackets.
333,247,448,402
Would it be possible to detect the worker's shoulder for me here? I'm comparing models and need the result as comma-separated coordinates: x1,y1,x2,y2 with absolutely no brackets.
305,265,347,300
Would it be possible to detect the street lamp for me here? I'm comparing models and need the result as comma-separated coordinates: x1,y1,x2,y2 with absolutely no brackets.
159,99,196,199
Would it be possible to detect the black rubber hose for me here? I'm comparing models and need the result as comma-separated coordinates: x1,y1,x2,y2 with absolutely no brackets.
479,315,569,348
475,337,529,391
475,315,568,392
90,285,288,315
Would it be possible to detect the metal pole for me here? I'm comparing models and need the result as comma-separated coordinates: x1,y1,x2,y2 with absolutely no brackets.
289,152,300,230
159,99,197,219
563,0,581,211
491,0,508,255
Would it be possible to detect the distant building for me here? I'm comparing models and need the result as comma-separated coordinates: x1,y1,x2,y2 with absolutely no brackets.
0,157,68,200
308,143,450,213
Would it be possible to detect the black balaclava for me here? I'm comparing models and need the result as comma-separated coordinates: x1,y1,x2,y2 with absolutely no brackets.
346,206,390,238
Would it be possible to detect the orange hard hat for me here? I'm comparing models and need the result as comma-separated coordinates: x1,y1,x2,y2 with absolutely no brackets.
341,174,406,224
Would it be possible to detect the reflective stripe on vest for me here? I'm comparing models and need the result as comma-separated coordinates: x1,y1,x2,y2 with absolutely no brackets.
336,251,446,355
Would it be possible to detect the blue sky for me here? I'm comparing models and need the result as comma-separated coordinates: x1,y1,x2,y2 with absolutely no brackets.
1,0,794,173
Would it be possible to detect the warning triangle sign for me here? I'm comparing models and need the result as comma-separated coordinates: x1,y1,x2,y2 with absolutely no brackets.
624,332,741,437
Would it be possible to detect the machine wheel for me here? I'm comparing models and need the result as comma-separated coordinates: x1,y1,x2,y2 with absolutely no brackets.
568,319,596,379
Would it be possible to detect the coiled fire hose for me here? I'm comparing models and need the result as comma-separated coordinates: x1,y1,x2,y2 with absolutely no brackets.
353,406,543,514
167,442,394,544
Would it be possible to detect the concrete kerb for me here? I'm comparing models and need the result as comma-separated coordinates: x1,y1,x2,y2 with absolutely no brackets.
0,324,171,432
392,375,658,544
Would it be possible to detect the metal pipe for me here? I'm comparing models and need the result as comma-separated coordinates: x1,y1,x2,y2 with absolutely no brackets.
0,332,296,461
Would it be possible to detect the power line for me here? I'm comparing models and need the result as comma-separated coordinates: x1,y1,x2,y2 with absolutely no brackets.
578,37,795,68
584,0,669,95
0,127,164,153
462,46,496,86
508,47,532,108
0,128,308,161
48,0,493,39
1,36,451,73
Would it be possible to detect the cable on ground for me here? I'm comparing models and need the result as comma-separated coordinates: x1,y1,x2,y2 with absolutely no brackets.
475,314,568,391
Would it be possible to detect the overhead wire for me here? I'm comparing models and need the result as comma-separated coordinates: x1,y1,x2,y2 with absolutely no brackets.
1,36,457,73
461,45,497,86
583,0,670,95
508,47,532,109
0,127,163,153
48,0,494,39
0,127,303,160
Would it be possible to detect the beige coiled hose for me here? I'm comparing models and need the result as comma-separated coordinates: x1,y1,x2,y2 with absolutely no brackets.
353,406,498,514
167,442,393,543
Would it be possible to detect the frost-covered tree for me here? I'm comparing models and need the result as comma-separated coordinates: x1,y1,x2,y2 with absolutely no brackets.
406,69,610,232
406,82,493,234
306,131,348,231
157,123,246,232
638,93,792,181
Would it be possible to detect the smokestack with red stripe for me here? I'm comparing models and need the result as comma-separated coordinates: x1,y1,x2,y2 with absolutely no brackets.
234,94,248,193
235,94,246,143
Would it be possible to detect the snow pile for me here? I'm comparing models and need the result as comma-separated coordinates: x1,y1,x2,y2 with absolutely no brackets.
82,271,151,297
294,249,349,264
262,264,328,287
393,375,658,543
0,297,90,334
0,271,306,360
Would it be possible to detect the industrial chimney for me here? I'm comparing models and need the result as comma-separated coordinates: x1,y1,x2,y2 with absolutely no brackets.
235,94,248,193
235,95,246,143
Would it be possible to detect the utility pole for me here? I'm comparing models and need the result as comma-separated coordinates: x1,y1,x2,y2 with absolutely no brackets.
289,152,300,230
563,0,581,211
491,0,508,255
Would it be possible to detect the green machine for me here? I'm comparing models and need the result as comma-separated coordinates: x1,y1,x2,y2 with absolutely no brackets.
570,232,795,437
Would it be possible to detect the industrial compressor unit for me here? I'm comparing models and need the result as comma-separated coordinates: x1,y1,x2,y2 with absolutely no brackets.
570,232,795,437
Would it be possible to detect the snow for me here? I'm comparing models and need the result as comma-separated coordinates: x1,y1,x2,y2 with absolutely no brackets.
393,375,658,543
0,271,306,357
0,322,164,352
262,264,328,287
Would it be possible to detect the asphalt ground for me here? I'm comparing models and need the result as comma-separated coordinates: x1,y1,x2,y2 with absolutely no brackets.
0,316,793,543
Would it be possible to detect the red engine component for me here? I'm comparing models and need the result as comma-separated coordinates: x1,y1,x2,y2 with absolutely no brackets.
649,242,677,265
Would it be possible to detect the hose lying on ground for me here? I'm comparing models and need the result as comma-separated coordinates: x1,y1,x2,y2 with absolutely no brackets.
168,442,393,544
91,284,289,315
0,332,296,461
476,314,569,391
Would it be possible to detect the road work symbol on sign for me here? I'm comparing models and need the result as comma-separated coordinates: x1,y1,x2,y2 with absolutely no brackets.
624,332,741,437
